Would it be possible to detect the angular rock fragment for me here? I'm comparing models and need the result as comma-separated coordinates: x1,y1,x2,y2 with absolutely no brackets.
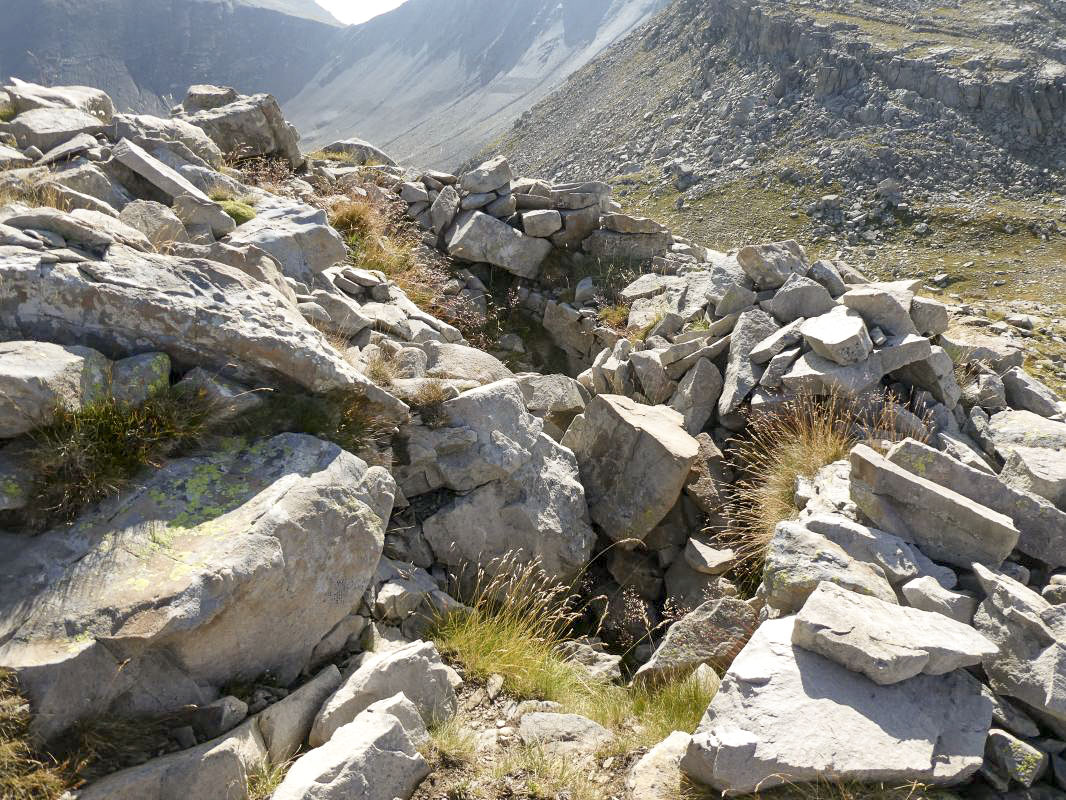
447,211,551,279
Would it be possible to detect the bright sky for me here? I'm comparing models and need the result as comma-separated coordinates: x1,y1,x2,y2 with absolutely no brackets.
316,0,408,24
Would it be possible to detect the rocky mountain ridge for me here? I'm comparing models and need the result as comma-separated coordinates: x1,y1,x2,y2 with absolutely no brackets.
1,74,1066,800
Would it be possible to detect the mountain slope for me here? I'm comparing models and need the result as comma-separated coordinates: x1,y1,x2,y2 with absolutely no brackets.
0,0,343,115
284,0,668,169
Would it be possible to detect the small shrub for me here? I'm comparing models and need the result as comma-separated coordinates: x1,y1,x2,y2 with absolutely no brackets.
218,199,256,226
330,196,414,277
247,759,289,800
232,155,295,193
20,385,214,531
0,670,69,800
408,380,452,427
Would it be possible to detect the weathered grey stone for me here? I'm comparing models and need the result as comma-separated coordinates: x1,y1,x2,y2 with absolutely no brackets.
412,381,595,581
986,728,1049,788
625,731,691,800
582,229,673,261
225,200,347,282
1003,367,1064,418
783,334,931,396
680,617,992,794
972,564,1066,725
485,192,517,218
321,137,396,166
602,213,667,234
684,537,735,575
119,199,189,247
902,576,979,624
0,434,392,740
762,520,899,614
627,350,673,405
515,373,587,435
1,203,114,251
422,341,513,385
750,318,805,365
460,156,512,194
399,181,430,203
0,340,111,437
849,444,1018,569
181,93,302,166
940,327,1025,372
800,306,873,366
561,394,699,543
4,78,113,121
429,184,460,235
1001,446,1066,511
841,283,918,336
892,346,961,408
910,296,950,336
522,209,563,237
683,433,727,515
793,582,997,685
736,240,807,289
53,160,133,210
77,719,266,800
7,107,106,152
0,243,398,405
447,211,551,279
769,273,835,323
634,598,756,686
557,639,623,683
801,512,934,587
988,410,1066,455
110,112,224,167
276,710,429,800
110,352,171,408
518,712,613,759
0,143,31,170
886,438,1066,569
310,640,456,747
669,358,722,435
718,308,778,417
808,258,848,297
258,665,342,764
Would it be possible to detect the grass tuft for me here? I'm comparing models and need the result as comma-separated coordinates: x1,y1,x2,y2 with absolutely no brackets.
19,385,214,531
0,181,71,211
597,304,631,330
408,380,452,428
308,149,356,164
494,745,601,800
217,199,257,226
247,759,289,800
423,714,477,768
364,351,397,387
330,196,414,277
0,670,69,800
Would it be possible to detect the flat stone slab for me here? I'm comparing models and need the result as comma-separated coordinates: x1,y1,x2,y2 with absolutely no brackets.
849,444,1019,569
793,582,997,685
680,617,993,795
447,210,551,279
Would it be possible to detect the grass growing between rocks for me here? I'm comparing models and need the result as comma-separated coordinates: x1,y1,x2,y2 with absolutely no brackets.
19,385,214,531
331,196,415,278
217,199,257,226
430,557,718,750
721,391,925,592
246,759,289,800
0,670,69,800
493,745,602,800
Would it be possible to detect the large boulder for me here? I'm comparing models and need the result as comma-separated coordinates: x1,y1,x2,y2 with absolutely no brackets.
422,341,514,385
225,198,347,282
275,710,429,800
0,340,111,437
4,77,114,121
736,240,807,289
321,137,396,166
718,308,779,417
849,444,1018,569
400,380,596,580
110,112,225,167
561,394,699,543
181,93,302,167
793,582,997,685
7,106,106,152
446,211,552,279
680,617,992,795
0,242,400,408
0,434,393,739
972,564,1066,725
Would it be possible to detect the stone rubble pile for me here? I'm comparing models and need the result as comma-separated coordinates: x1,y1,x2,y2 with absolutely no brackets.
3,77,1066,800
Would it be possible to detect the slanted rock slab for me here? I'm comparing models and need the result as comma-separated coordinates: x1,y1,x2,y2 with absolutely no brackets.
680,617,992,795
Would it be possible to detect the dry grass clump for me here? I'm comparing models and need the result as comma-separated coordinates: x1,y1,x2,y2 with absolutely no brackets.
494,745,601,800
19,385,214,531
408,380,452,428
246,759,290,800
308,149,356,164
364,351,397,387
0,670,69,800
330,195,414,278
597,304,631,330
0,181,70,211
424,714,478,768
721,389,927,590
431,555,718,744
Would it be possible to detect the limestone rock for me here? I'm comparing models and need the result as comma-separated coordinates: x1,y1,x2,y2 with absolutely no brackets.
800,306,873,366
225,199,346,282
111,112,224,167
119,199,189,247
625,731,691,800
736,240,807,289
460,156,512,194
447,211,551,279
718,308,779,417
309,640,456,747
275,711,429,800
886,438,1066,569
518,712,613,759
988,410,1066,454
562,394,699,543
849,444,1019,569
522,208,563,237
0,434,391,740
4,78,114,121
769,273,835,323
1003,367,1063,418
680,617,992,794
762,520,898,614
986,728,1049,788
793,582,997,685
181,93,302,166
258,665,342,765
972,564,1066,725
901,576,978,624
7,106,106,152
582,229,673,261
422,341,513,385
840,283,918,337
669,357,722,435
321,137,396,166
0,340,111,437
1001,446,1066,511
783,334,931,396
633,598,757,686
940,326,1025,372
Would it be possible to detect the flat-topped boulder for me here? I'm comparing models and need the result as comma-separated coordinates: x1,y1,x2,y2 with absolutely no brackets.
447,211,551,279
